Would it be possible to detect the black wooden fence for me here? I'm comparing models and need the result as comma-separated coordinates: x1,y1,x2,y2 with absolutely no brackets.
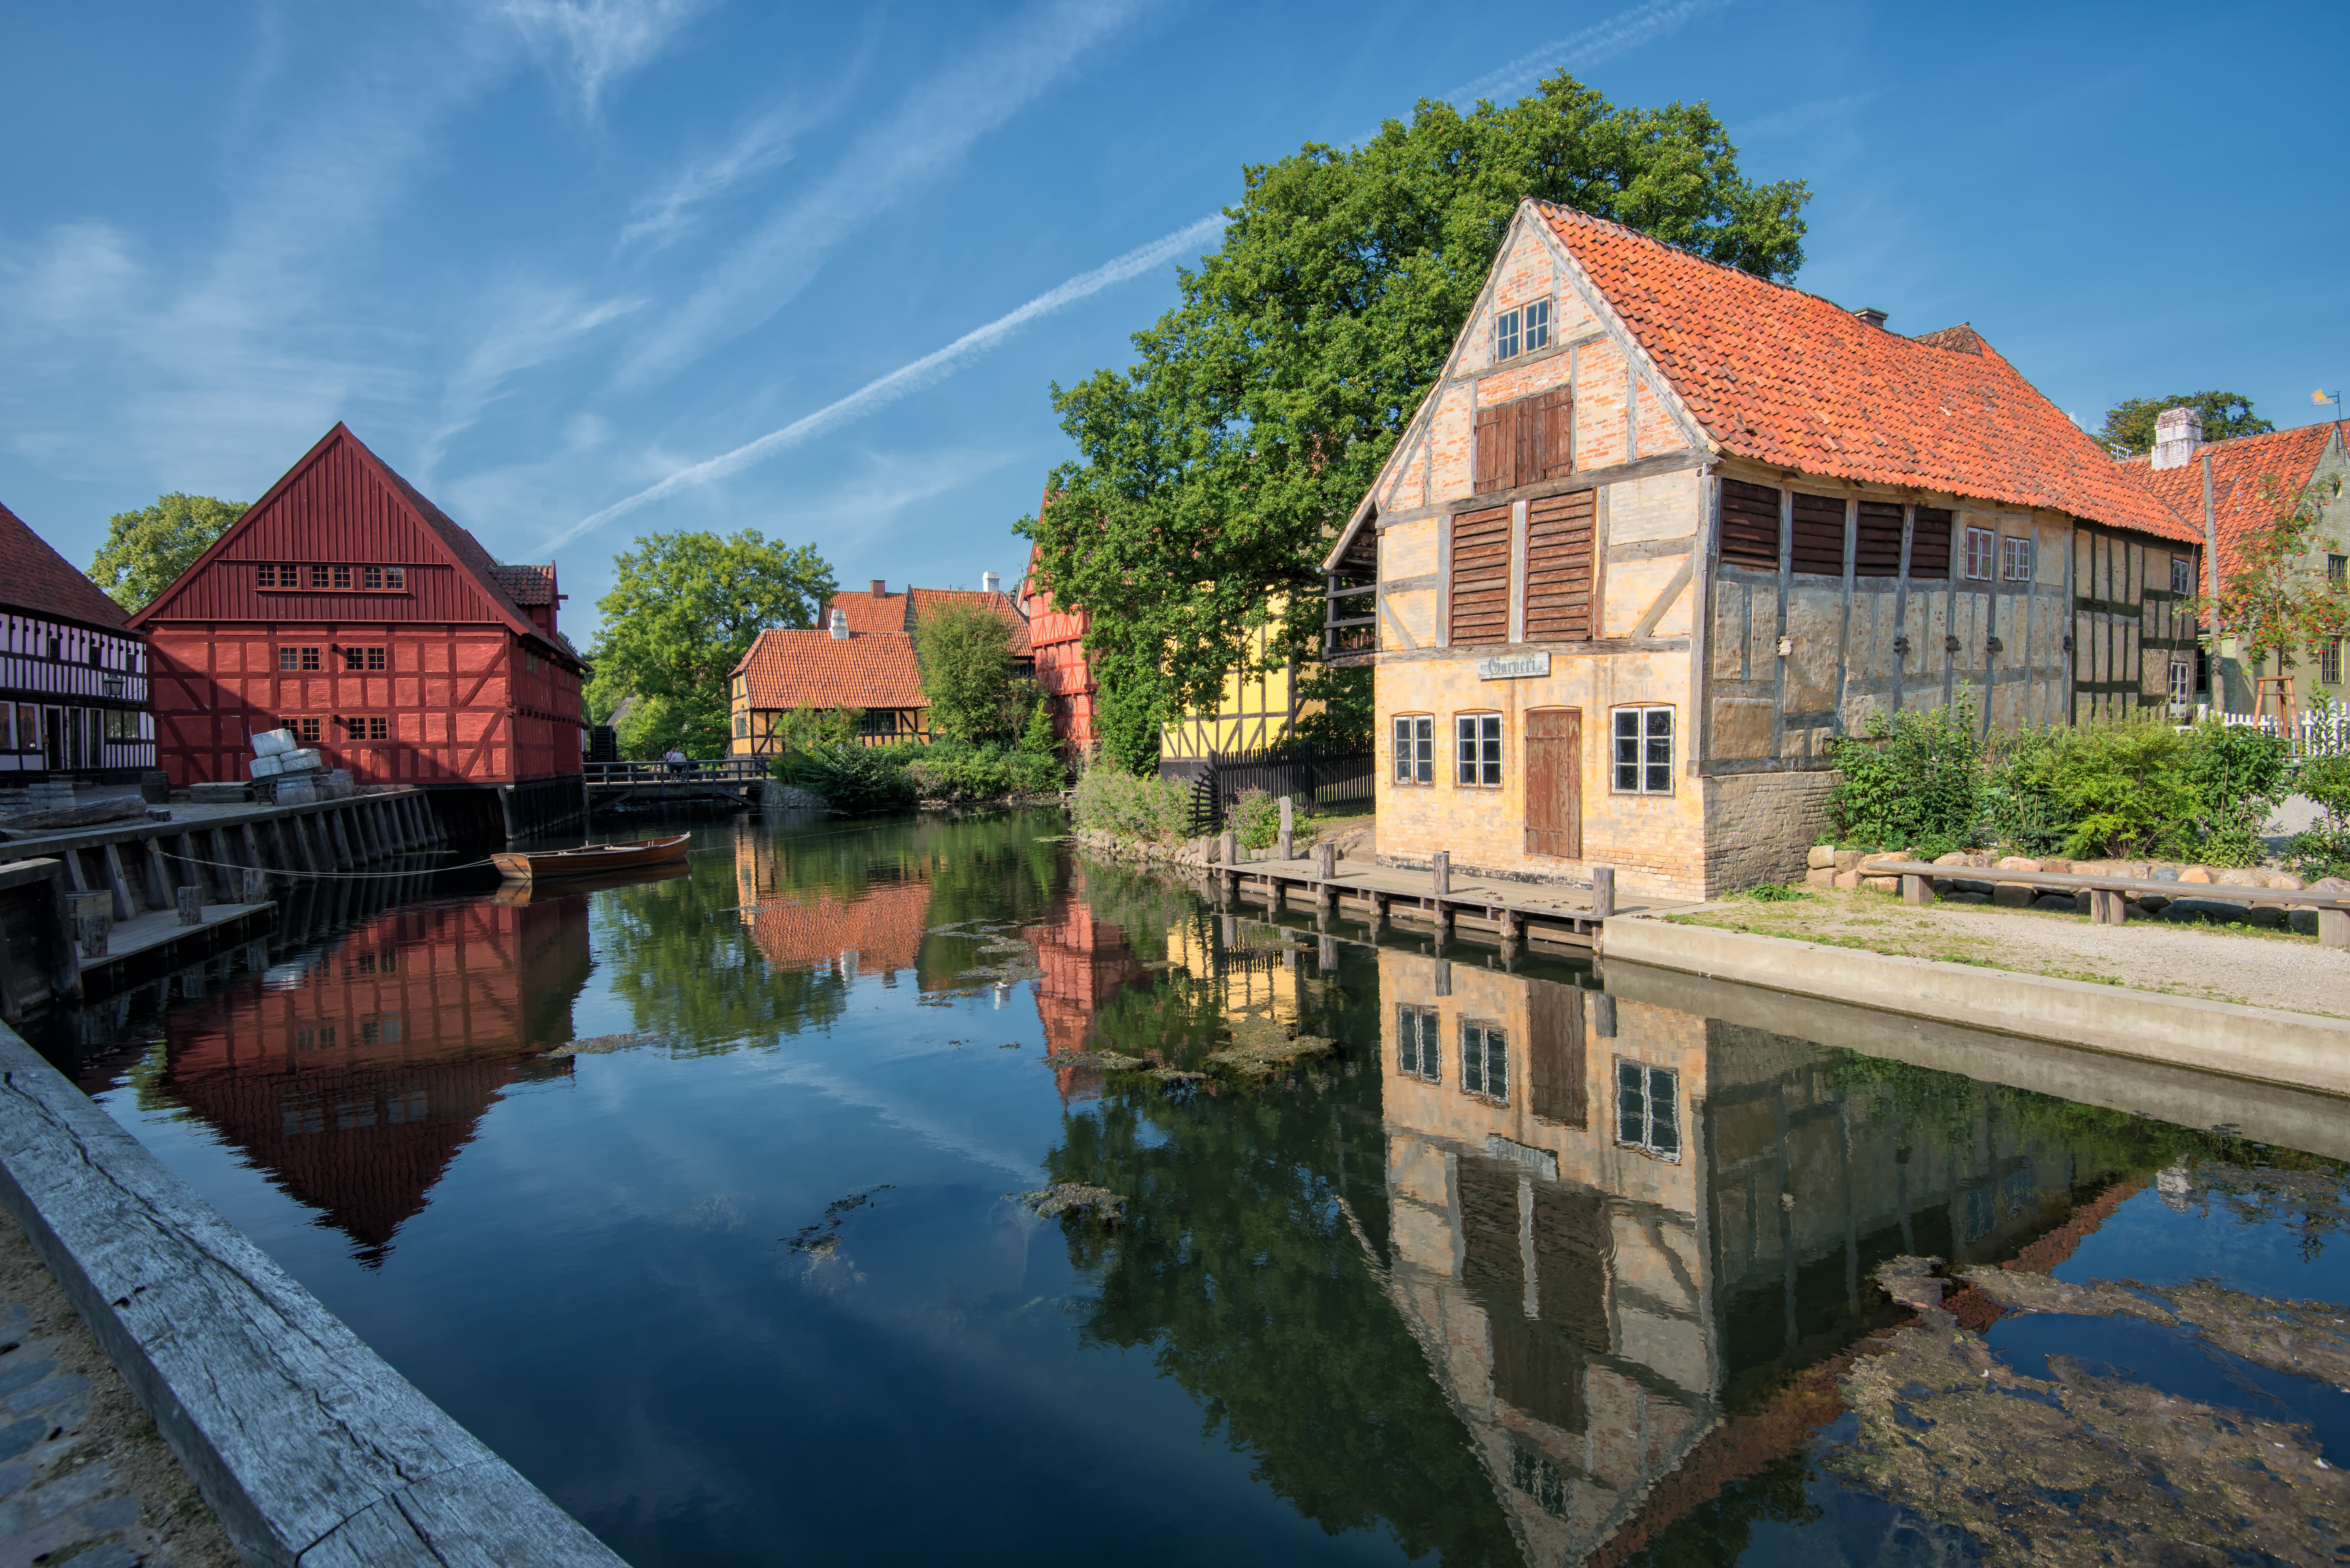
1171,746,1376,835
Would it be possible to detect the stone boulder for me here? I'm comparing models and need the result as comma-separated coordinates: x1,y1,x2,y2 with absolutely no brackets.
1995,855,2042,873
2216,868,2268,888
2266,872,2305,891
1807,844,1838,870
2178,866,2215,884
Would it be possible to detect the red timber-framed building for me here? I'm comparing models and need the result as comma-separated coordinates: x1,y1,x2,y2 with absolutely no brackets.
130,424,588,836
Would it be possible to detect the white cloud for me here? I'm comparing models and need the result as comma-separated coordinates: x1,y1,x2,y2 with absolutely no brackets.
499,0,713,115
1445,0,1725,106
619,108,804,252
414,285,644,485
612,0,1154,390
547,213,1228,549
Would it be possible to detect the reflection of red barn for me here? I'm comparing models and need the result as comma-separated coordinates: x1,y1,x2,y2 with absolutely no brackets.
738,882,933,981
160,897,592,1262
1025,870,1150,1099
1019,528,1095,752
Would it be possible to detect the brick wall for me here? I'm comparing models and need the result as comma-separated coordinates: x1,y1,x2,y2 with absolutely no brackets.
1700,771,1832,895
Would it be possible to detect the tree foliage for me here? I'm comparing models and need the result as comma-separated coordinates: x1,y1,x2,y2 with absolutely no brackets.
87,493,248,609
2096,392,2272,456
1022,73,1809,771
2192,471,2349,675
916,599,1027,744
590,529,834,758
1823,699,1984,854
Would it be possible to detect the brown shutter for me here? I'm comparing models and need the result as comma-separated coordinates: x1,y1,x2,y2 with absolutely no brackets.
1718,479,1782,569
1513,399,1537,491
1909,507,1953,580
1528,388,1573,482
1790,492,1846,576
1448,505,1512,645
1855,501,1904,578
1473,405,1508,495
1523,491,1596,642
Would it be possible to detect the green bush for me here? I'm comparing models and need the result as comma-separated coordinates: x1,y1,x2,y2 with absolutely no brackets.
1823,700,1982,854
1227,788,1280,851
789,744,918,817
1982,726,2070,856
2290,753,2350,880
904,741,1065,802
1071,766,1195,843
2178,722,2288,866
2041,720,2198,859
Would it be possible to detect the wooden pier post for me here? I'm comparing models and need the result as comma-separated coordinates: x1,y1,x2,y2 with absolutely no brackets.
1277,796,1293,863
1431,851,1452,939
1313,841,1337,914
1368,893,1387,932
175,886,202,926
99,845,137,921
1320,934,1338,972
1217,832,1237,901
1591,865,1615,921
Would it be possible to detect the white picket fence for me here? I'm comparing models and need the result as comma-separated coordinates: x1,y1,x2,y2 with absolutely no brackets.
2216,709,2350,757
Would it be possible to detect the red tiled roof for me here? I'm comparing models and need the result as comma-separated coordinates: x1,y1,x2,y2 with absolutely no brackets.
740,882,932,978
825,586,909,635
733,628,925,711
907,586,1030,654
490,563,556,605
1536,202,2198,544
0,498,132,631
2120,423,2343,578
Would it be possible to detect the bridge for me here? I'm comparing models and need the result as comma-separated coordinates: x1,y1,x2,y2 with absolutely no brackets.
584,758,768,816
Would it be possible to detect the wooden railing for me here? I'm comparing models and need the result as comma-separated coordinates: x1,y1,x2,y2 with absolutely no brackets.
583,758,768,788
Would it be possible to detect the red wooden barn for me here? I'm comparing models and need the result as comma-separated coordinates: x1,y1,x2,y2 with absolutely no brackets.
130,424,588,833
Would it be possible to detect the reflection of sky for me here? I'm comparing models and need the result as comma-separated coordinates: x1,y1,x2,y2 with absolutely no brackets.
92,904,1414,1567
2055,1180,2350,1305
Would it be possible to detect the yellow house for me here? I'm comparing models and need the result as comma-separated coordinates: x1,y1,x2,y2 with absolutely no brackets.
1158,595,1325,764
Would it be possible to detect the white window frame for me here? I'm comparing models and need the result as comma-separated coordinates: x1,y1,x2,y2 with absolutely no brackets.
1493,307,1521,362
2171,557,2193,596
2169,656,2194,706
1523,298,1551,353
1614,1059,1681,1161
1392,714,1435,785
1460,1020,1508,1103
1456,712,1503,788
1612,706,1673,794
1963,526,1995,581
1396,1004,1440,1082
2000,535,2033,582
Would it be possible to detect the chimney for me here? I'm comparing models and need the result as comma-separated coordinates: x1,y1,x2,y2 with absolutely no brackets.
829,608,849,640
981,570,1000,594
2151,406,2203,471
1852,306,1888,330
870,579,886,596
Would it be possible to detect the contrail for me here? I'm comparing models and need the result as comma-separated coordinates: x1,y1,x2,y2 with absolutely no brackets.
543,212,1227,549
1445,0,1724,105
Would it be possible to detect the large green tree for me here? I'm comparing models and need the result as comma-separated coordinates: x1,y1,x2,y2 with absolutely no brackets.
590,529,834,757
1021,73,1809,773
87,493,248,609
2096,392,2272,457
916,598,1027,743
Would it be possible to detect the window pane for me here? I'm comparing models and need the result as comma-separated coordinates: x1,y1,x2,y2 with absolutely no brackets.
1525,299,1550,352
1647,1068,1679,1157
1495,310,1519,360
1479,715,1502,785
1616,1061,1644,1144
1487,1032,1508,1101
386,566,405,589
1394,718,1413,782
1457,717,1478,784
1414,717,1433,782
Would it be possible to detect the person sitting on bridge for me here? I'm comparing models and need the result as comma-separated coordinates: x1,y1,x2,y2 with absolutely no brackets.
663,747,686,775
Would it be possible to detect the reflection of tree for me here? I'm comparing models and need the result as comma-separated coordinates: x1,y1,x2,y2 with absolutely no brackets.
1035,915,1519,1564
1615,1453,1819,1568
604,849,852,1048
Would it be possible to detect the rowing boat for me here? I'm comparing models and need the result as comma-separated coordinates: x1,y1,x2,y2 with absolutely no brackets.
492,833,691,883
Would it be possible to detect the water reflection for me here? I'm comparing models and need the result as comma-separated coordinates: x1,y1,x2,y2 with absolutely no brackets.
32,813,2349,1566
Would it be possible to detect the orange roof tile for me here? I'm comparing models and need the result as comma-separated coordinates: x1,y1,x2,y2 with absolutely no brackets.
733,628,925,711
1537,203,2198,544
907,586,1031,654
825,586,909,635
0,497,133,631
2120,422,2344,580
740,882,932,979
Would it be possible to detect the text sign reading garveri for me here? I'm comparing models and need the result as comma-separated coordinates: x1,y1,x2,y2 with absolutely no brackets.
1475,652,1551,680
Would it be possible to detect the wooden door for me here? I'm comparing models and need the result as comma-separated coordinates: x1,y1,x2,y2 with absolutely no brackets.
1526,978,1586,1128
1525,708,1581,858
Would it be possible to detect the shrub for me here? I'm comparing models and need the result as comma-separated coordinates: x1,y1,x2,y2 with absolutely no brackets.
790,744,918,817
1746,882,1807,902
1227,788,1279,851
2177,721,2289,866
2290,753,2350,880
1982,726,2068,856
903,741,1065,802
2042,720,2197,859
1824,700,1982,852
1071,766,1195,843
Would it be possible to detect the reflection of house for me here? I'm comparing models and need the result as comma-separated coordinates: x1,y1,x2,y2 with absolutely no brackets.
1375,951,2116,1563
1024,869,1152,1098
158,896,592,1261
0,499,156,783
2123,415,2349,711
734,834,931,980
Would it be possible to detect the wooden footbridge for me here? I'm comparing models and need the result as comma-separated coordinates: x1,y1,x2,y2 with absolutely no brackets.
585,758,766,815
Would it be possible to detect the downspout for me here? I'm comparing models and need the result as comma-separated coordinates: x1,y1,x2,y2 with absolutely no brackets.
2202,451,2220,710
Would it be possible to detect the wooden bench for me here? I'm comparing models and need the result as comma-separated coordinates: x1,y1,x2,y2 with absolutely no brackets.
1873,860,2350,948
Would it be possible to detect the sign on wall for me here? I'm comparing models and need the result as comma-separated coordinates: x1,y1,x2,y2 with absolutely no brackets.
1475,652,1551,681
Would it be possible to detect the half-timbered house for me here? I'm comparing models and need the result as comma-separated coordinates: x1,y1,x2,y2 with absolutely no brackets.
1323,200,2201,898
1019,538,1098,752
0,500,155,786
129,424,587,833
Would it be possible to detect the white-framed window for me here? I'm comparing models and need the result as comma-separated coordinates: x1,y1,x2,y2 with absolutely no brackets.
1461,1020,1508,1102
1494,308,1521,362
2169,656,2194,706
1523,298,1551,352
1613,706,1673,794
1397,1005,1440,1082
2171,557,2193,596
1615,1060,1681,1160
2000,535,2032,582
1456,713,1502,787
1392,714,1435,785
1963,526,1995,580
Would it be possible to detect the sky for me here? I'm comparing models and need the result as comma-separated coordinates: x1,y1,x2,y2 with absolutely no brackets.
1,0,2344,645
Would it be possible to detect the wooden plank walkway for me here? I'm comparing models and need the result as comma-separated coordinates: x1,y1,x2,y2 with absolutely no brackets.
83,901,275,986
1207,846,1695,949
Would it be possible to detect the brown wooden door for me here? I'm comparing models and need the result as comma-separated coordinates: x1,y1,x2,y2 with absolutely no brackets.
1525,708,1581,858
1526,978,1586,1128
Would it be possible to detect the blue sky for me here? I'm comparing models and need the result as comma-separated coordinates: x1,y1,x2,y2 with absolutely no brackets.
2,0,2343,645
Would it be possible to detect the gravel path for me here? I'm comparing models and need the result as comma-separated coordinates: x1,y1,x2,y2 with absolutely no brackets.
1679,889,2350,1018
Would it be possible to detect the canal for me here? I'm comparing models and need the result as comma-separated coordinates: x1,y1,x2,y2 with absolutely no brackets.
27,808,2350,1565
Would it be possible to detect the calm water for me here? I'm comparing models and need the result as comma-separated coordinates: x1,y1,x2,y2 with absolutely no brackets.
30,809,2350,1566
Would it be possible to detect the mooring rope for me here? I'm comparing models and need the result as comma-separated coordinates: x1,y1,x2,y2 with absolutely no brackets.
152,844,742,881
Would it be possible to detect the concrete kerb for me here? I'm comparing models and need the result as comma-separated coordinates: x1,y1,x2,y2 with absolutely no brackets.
0,1022,627,1568
1601,913,2350,1098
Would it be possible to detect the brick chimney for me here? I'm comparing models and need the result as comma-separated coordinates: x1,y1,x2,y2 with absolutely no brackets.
1852,306,1888,329
870,579,886,596
2151,406,2203,470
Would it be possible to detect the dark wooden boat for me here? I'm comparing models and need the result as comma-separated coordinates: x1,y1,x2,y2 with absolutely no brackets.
492,834,691,883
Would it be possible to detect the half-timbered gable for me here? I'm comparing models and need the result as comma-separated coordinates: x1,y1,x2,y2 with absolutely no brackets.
1326,200,2199,897
0,500,155,782
131,424,586,793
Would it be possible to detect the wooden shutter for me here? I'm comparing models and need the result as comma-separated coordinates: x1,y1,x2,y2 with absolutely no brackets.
1526,388,1573,483
1448,506,1512,645
1473,405,1509,495
1855,501,1904,578
1790,492,1847,576
1523,491,1596,642
1718,479,1781,568
1909,507,1953,580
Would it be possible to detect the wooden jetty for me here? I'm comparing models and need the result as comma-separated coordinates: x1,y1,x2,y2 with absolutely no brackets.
0,787,448,1014
1205,828,1685,951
